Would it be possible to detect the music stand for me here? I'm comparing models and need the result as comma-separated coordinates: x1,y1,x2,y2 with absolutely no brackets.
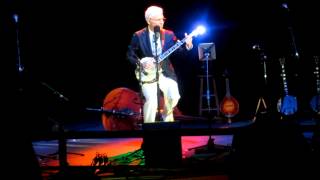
198,42,216,61
189,43,219,153
198,43,216,116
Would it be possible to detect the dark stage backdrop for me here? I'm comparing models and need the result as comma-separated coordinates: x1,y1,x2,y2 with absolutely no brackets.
5,0,320,128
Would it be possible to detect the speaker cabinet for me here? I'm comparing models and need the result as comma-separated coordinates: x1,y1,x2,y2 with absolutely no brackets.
142,122,182,168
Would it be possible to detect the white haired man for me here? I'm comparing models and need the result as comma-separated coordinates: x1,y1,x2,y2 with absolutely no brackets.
127,5,193,123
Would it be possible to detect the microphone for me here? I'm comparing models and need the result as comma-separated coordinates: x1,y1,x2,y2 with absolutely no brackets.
154,26,160,40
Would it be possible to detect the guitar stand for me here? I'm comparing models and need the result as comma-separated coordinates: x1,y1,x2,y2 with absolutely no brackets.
252,44,269,122
252,96,268,122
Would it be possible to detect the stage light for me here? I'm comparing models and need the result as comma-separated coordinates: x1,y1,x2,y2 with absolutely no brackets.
195,25,206,35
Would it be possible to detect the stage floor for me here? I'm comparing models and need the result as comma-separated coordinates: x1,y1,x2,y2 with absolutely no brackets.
32,113,319,179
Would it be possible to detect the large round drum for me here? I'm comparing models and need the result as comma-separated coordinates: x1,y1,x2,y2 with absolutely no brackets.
102,87,143,131
101,87,182,131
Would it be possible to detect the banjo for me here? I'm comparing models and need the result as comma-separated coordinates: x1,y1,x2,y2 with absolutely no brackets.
135,26,204,83
277,57,298,115
310,56,320,114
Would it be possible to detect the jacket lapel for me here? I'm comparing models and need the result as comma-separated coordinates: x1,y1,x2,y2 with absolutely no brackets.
141,28,153,57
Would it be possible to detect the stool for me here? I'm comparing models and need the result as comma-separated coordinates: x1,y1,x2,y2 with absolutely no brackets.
198,75,220,116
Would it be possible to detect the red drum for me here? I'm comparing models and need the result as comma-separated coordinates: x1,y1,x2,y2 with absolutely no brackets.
102,87,182,131
102,87,143,131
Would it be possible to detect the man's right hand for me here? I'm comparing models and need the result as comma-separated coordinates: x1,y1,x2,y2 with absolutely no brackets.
140,57,156,70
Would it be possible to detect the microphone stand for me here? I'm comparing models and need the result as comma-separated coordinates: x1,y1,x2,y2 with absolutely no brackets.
137,59,144,124
13,14,43,179
282,3,300,60
40,82,84,169
13,14,24,74
13,13,26,95
154,34,162,122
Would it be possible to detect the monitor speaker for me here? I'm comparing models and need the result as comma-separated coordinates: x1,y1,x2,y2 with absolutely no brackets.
142,122,182,168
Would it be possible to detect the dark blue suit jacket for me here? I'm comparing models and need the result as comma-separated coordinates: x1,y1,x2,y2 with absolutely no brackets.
127,27,187,81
